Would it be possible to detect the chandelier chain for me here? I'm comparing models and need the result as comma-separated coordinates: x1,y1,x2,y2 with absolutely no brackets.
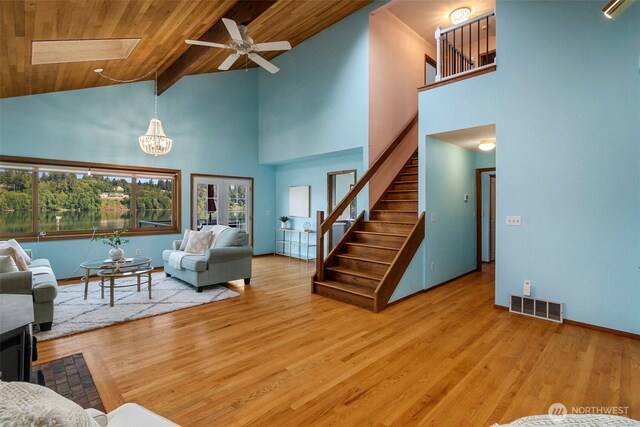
154,67,158,118
94,67,156,84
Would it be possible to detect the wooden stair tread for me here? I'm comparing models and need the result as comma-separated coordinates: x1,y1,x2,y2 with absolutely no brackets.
325,266,383,281
345,242,399,251
372,209,417,213
363,220,416,225
386,190,418,193
399,172,418,176
394,180,418,184
335,253,392,265
353,230,407,238
380,199,418,202
314,280,374,298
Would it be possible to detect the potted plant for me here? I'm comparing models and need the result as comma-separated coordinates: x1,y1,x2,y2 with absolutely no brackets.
279,216,290,229
93,229,129,261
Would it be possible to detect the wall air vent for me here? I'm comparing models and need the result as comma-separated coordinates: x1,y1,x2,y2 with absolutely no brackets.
509,294,563,323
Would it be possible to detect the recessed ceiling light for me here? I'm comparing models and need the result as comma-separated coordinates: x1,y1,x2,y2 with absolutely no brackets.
450,7,471,25
478,139,496,151
31,39,140,65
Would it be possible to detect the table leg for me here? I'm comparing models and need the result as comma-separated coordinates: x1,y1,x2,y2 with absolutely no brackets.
110,277,115,307
101,278,104,299
148,271,152,299
137,274,141,292
83,269,90,300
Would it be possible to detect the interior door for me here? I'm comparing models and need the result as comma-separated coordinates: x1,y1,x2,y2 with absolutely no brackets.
192,175,252,243
490,175,496,261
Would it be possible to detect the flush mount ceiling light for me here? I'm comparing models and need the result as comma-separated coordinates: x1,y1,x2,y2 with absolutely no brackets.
602,0,635,19
450,7,471,25
478,139,496,151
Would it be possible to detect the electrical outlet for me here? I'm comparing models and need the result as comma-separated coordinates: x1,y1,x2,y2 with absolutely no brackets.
523,280,531,296
431,261,435,271
136,249,141,256
506,216,522,226
39,230,46,237
265,210,271,216
431,212,437,222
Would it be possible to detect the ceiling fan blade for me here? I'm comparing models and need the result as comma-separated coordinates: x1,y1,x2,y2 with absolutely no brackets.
218,53,241,70
222,18,243,43
253,41,292,52
185,40,228,49
248,53,279,74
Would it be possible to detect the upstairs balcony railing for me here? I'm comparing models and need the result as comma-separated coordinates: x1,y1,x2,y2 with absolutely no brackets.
435,10,496,82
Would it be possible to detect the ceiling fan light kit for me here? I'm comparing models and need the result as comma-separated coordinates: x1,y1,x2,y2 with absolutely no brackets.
185,18,291,74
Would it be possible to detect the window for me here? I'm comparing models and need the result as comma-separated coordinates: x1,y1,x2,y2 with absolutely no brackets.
0,156,180,240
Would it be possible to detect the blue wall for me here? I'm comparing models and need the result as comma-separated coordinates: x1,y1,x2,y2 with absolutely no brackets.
424,137,477,287
274,148,364,258
0,70,276,278
420,1,640,333
257,3,378,165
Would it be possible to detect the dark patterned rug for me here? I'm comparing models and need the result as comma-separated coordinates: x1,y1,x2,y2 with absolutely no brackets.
35,353,105,412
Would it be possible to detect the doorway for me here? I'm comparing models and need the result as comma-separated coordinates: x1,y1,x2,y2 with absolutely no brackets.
327,169,357,249
191,174,253,244
425,54,437,85
490,175,496,261
475,167,496,270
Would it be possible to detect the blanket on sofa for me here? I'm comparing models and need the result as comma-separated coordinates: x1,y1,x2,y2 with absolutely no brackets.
168,251,189,270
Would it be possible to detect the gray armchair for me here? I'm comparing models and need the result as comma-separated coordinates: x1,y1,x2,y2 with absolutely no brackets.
162,228,252,292
0,249,58,330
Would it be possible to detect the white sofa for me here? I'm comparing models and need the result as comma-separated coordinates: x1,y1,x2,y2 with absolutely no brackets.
0,381,180,426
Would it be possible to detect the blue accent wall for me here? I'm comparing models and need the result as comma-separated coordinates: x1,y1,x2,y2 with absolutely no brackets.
274,149,364,258
257,3,378,165
0,70,276,278
420,1,640,333
424,137,477,288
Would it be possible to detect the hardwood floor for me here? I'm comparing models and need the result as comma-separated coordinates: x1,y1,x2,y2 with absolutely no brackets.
37,256,640,426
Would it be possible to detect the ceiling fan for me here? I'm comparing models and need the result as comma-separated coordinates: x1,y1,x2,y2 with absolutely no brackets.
185,18,291,74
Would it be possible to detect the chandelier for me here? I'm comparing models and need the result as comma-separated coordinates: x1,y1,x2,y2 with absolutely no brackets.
139,68,173,156
95,66,173,156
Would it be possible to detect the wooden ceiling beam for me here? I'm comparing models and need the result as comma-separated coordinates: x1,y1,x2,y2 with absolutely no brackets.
157,0,276,95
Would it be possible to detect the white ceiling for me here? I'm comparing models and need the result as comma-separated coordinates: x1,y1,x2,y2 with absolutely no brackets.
430,124,496,152
387,0,496,45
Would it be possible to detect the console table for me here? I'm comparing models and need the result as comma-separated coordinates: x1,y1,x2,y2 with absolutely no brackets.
274,228,316,261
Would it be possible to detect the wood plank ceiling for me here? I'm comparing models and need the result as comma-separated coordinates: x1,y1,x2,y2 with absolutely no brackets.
0,0,371,99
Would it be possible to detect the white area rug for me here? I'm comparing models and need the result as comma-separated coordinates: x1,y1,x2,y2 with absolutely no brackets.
36,272,239,341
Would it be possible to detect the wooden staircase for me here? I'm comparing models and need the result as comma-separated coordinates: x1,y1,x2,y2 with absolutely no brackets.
313,150,425,312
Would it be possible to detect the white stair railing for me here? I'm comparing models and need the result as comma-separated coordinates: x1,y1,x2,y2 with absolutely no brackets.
435,10,496,82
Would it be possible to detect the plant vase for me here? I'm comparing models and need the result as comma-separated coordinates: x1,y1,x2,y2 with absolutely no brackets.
109,247,124,261
280,222,287,229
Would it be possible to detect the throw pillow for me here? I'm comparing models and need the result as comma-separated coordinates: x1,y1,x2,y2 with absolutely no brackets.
0,239,31,265
178,229,191,251
0,247,28,271
0,255,19,273
0,380,100,427
184,230,213,254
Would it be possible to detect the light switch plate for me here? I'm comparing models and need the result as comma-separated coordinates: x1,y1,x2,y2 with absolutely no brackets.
506,215,522,226
431,212,437,222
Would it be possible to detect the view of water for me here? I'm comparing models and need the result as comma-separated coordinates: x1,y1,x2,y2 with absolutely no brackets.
0,210,172,233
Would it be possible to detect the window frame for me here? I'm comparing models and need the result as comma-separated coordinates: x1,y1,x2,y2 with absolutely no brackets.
0,155,181,241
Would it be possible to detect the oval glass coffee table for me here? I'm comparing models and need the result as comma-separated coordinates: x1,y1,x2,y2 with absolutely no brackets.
97,265,154,307
80,257,152,301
